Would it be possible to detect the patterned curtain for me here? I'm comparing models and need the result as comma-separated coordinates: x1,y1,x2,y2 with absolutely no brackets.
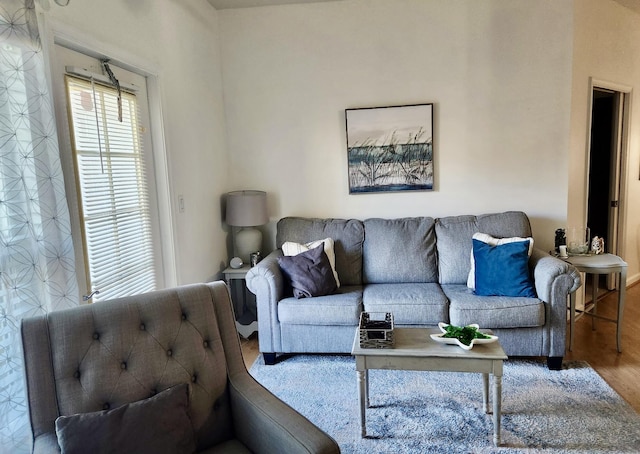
0,1,79,452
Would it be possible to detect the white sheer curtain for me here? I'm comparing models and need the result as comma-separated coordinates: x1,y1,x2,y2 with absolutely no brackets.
0,1,78,452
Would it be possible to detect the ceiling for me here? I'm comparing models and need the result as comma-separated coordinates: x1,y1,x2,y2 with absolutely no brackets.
209,0,640,14
613,0,640,14
207,0,342,9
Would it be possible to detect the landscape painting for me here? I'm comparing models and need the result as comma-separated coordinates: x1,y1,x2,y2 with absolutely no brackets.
346,103,433,194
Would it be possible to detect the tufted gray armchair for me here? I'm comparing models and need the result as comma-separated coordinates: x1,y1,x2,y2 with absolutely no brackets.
21,281,340,453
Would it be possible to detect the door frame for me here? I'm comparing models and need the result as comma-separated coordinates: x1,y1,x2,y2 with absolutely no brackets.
584,77,632,287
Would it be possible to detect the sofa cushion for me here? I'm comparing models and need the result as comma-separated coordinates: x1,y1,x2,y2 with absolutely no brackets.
278,285,363,325
362,217,437,284
55,383,195,454
436,215,478,285
442,284,544,328
363,283,448,325
276,217,364,286
282,237,340,287
278,244,337,298
476,211,532,238
436,212,532,285
472,238,536,298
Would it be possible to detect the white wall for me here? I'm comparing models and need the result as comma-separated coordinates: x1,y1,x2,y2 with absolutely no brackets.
570,0,640,283
219,0,574,252
45,0,640,287
47,0,229,284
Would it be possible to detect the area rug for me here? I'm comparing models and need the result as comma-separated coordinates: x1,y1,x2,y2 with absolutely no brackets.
249,355,640,453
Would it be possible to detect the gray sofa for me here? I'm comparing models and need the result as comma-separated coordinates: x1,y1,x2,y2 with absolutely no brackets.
246,212,582,370
20,282,340,453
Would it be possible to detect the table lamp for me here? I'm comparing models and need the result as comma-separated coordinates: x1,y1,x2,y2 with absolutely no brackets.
225,190,268,263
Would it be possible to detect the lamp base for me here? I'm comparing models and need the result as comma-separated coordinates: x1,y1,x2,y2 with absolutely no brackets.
235,227,262,263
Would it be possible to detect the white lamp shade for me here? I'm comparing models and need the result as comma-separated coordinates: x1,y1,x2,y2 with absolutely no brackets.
225,190,268,227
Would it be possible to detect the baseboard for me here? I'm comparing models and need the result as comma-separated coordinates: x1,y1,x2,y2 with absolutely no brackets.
626,272,640,288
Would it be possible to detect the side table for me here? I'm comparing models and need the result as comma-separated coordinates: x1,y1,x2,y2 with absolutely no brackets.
223,265,258,339
565,253,627,352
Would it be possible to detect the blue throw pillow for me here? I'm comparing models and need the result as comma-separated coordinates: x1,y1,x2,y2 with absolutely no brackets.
472,239,537,298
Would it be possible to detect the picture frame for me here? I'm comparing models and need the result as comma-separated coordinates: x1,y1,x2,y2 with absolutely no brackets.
345,103,433,194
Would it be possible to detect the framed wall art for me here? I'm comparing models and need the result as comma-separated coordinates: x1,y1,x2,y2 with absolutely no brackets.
345,103,433,194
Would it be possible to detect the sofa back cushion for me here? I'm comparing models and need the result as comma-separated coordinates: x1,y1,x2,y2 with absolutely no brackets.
436,211,532,285
363,217,438,284
277,217,365,285
41,284,233,450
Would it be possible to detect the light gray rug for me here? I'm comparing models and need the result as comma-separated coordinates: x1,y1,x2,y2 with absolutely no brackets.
249,355,640,453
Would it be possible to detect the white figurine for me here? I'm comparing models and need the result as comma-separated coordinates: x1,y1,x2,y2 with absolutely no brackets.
591,236,605,255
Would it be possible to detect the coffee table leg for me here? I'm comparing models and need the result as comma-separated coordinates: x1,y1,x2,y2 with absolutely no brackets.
482,373,489,413
357,369,367,437
493,374,502,447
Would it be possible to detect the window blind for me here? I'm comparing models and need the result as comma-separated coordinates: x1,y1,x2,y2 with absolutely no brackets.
66,75,156,302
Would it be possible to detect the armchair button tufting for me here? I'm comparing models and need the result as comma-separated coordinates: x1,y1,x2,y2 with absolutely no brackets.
167,349,172,357
203,340,209,348
191,374,197,383
181,313,187,321
73,370,80,379
103,403,110,410
140,323,145,331
93,333,99,340
121,362,127,370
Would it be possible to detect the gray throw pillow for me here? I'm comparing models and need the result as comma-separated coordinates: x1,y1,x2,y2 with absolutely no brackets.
278,243,337,298
55,383,195,454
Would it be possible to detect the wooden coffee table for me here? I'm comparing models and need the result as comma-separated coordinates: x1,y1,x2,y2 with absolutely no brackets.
351,327,508,447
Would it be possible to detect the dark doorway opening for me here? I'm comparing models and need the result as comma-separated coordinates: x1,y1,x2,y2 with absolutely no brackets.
587,89,615,248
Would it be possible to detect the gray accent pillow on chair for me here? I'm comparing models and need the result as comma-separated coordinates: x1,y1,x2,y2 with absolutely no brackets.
55,383,195,454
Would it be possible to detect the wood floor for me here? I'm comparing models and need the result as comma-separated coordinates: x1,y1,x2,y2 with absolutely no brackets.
240,281,640,413
564,279,640,412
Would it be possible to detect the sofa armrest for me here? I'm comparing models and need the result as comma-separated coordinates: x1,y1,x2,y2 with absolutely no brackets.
529,248,582,357
245,250,285,354
530,248,582,301
229,372,340,454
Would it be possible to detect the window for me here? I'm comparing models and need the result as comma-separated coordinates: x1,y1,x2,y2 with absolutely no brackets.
65,75,156,302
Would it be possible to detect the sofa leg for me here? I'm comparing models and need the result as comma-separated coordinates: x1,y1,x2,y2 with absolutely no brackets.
263,353,277,365
547,356,563,370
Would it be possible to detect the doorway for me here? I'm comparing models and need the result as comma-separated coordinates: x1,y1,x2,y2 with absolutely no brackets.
586,81,630,293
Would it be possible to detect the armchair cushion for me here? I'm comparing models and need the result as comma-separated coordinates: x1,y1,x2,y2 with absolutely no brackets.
55,383,195,454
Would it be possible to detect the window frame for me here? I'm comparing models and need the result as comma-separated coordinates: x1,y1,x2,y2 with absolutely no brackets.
65,74,158,301
47,31,177,301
